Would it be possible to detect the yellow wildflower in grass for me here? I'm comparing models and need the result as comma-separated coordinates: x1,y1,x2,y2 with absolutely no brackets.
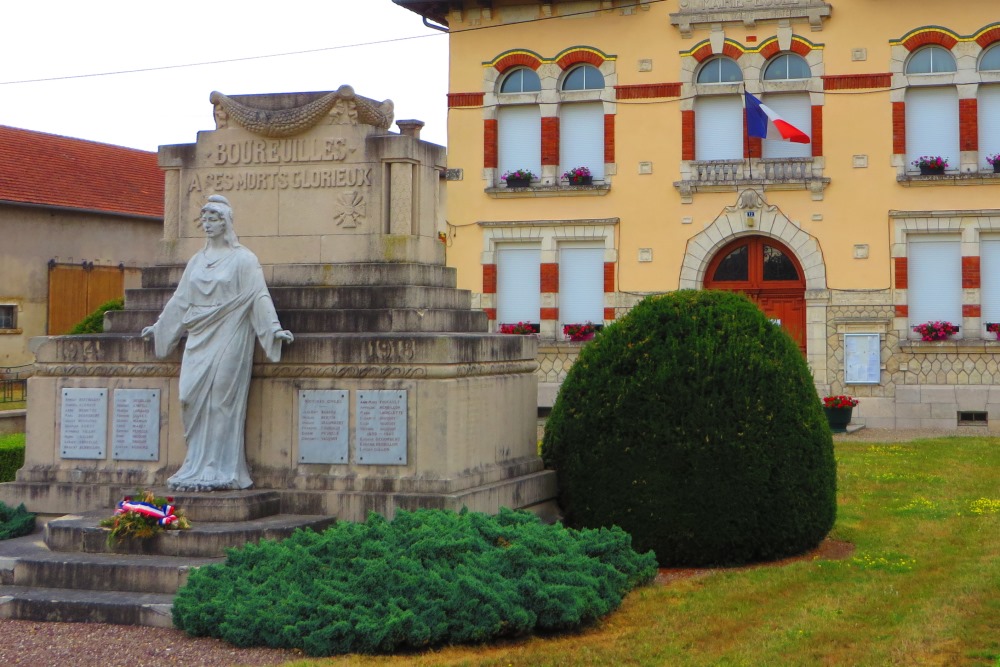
967,498,1000,515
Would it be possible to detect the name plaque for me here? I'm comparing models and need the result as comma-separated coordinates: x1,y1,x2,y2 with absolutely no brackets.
355,390,407,465
298,390,349,464
112,389,161,461
60,388,108,460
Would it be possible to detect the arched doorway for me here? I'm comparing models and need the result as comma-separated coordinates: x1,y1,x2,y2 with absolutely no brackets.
704,236,807,352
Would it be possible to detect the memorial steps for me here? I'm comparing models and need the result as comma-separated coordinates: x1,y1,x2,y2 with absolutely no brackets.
0,491,335,627
105,262,487,334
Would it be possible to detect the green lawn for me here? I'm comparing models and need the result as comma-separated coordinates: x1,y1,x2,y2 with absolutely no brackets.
0,433,24,448
281,436,999,666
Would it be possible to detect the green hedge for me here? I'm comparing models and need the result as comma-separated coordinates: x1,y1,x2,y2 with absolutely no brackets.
543,290,837,567
0,434,25,482
68,298,124,334
0,501,35,540
173,508,656,656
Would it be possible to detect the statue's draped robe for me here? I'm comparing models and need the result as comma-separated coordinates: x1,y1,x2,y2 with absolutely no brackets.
150,246,283,490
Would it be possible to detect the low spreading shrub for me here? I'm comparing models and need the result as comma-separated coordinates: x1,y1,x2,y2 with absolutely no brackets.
0,501,35,540
68,298,124,334
0,433,25,482
173,508,656,656
543,290,837,567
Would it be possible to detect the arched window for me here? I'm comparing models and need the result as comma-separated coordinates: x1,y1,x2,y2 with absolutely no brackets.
696,57,742,84
763,53,811,80
905,46,957,75
500,68,541,93
980,44,1000,72
562,65,604,91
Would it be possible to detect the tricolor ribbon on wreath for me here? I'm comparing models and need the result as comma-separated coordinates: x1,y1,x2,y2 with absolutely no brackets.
115,499,179,527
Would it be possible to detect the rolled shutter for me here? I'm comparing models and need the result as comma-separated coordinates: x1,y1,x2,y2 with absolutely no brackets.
761,93,812,159
978,85,1000,168
497,245,541,324
695,95,743,160
559,246,605,324
559,102,605,179
905,87,959,169
907,236,962,334
980,237,1000,326
498,106,541,178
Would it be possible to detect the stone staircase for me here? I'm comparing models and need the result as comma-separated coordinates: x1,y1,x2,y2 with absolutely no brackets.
0,491,335,627
103,262,488,335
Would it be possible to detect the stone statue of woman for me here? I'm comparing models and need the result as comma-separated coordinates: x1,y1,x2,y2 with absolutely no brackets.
141,195,293,491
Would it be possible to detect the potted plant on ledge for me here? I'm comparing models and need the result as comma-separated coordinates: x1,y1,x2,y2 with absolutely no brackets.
563,321,598,342
986,322,1000,339
987,154,1000,174
822,394,858,433
911,155,949,175
502,169,535,188
562,166,592,186
912,320,959,341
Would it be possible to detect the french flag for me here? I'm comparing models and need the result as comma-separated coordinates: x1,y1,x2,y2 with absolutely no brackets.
745,92,810,144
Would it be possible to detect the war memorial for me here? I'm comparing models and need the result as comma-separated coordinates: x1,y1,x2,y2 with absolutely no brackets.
0,86,556,625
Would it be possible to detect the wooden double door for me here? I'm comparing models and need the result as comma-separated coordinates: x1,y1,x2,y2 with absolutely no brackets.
703,236,806,353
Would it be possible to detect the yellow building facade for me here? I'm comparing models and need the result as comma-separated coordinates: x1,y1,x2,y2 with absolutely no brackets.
396,0,1000,430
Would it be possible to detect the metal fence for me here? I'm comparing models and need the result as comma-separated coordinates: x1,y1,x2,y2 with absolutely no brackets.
0,365,30,404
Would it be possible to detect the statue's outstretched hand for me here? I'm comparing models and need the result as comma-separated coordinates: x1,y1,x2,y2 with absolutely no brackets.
140,326,155,339
275,330,294,343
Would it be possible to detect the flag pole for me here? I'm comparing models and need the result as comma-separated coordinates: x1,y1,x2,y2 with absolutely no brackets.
742,84,752,181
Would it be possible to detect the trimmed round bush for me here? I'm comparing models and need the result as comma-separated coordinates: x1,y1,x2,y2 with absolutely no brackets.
173,508,656,656
543,290,836,566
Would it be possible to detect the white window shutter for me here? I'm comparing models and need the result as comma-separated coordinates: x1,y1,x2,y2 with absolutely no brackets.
497,245,541,324
978,85,1000,168
559,246,605,324
980,238,1000,327
907,236,962,334
761,93,812,159
695,96,744,160
905,87,959,169
498,106,541,178
559,102,605,179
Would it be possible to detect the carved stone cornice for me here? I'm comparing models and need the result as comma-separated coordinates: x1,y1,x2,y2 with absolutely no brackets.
670,0,833,38
32,360,539,380
210,85,395,137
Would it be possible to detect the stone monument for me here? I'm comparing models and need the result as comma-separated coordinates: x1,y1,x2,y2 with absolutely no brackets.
2,85,556,521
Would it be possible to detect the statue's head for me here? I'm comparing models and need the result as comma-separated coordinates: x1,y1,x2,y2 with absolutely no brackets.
200,194,240,247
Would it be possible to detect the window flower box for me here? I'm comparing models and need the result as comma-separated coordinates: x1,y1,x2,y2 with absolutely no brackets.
562,166,593,186
563,321,600,342
986,322,1000,339
911,155,948,175
498,321,539,334
502,169,535,188
912,321,959,341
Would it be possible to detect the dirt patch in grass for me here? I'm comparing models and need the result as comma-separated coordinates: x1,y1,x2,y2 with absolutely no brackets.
655,538,855,585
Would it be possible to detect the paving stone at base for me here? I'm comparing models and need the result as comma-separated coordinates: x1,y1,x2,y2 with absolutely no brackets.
0,586,175,628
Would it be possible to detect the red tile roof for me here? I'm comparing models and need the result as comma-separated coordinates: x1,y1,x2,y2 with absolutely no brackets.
0,125,163,219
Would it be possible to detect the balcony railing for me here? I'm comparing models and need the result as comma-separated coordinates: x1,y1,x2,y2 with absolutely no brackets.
676,157,829,201
689,158,818,183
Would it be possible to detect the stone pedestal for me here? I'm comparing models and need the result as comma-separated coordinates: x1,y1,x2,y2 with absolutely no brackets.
1,86,556,521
